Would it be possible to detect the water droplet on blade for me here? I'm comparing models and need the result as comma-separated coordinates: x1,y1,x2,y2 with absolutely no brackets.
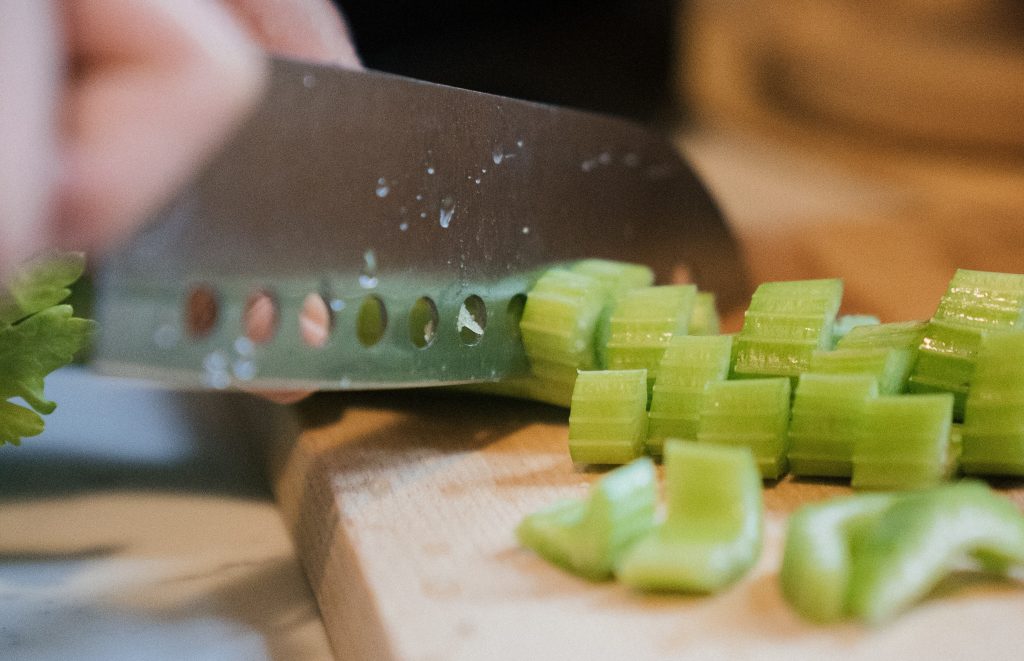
359,249,379,288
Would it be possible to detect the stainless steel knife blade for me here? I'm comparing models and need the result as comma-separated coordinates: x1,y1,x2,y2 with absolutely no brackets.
93,57,747,390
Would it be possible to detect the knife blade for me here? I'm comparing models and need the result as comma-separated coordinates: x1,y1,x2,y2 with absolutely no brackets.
93,57,746,390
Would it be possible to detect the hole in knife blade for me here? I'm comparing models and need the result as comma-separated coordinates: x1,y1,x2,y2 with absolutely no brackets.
184,285,218,340
357,295,387,347
300,293,332,348
457,295,486,345
243,289,279,345
409,297,439,349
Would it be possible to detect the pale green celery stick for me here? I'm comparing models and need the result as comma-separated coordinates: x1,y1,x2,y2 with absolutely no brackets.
510,268,608,406
781,493,896,623
568,369,648,464
852,394,953,491
808,347,914,394
570,259,653,368
961,331,1024,476
646,334,732,456
569,259,654,294
732,278,843,379
516,458,658,581
616,440,763,592
603,285,697,398
836,320,928,351
689,291,720,335
831,314,880,348
909,269,1024,420
697,377,792,479
847,481,1024,623
788,374,878,478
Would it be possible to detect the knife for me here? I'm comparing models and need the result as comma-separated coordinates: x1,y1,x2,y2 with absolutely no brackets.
92,57,746,391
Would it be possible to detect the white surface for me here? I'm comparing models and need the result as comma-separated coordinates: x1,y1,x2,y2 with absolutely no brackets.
0,369,333,661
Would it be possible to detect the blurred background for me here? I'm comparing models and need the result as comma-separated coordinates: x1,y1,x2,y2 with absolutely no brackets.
339,0,1024,321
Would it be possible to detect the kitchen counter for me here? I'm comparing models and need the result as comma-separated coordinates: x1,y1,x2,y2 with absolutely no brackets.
0,369,333,661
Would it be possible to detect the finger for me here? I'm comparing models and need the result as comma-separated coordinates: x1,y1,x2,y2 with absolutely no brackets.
219,0,362,69
0,1,62,278
56,0,267,255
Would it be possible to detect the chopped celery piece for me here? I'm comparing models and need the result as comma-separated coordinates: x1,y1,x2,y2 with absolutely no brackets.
909,269,1024,419
616,440,763,592
603,285,697,397
808,347,914,395
836,320,927,352
847,481,1024,623
569,259,654,294
689,291,720,335
568,369,648,464
852,394,953,491
519,269,608,405
697,377,792,479
788,374,878,478
961,332,1024,476
646,335,732,455
781,493,896,623
569,259,653,368
831,314,880,347
732,279,843,379
516,458,657,581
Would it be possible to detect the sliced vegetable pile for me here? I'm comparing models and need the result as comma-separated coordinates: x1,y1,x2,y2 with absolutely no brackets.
0,253,95,445
512,261,1024,624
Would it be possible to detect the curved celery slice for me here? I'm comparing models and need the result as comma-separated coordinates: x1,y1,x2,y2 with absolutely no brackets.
616,441,763,592
962,332,1024,476
646,334,732,455
831,315,880,348
836,320,927,352
697,377,792,479
603,285,697,397
808,347,914,395
781,493,896,623
852,394,954,491
909,269,1024,419
732,279,843,380
788,374,878,478
568,369,648,465
847,481,1024,623
516,458,657,581
689,291,720,336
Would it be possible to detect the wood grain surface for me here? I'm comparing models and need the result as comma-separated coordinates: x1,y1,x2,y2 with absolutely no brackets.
263,390,1024,661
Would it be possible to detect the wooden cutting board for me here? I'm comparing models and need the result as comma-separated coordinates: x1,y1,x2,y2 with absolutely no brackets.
261,389,1024,661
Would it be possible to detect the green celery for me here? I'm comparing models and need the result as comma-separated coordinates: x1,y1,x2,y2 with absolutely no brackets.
603,285,697,397
909,269,1024,419
518,268,608,406
568,369,648,464
852,394,954,491
732,278,843,380
788,374,878,478
847,481,1024,623
831,314,880,348
516,458,657,581
697,377,792,479
781,493,897,623
808,347,914,395
961,332,1024,476
688,291,720,335
616,440,763,592
836,320,928,352
646,334,732,456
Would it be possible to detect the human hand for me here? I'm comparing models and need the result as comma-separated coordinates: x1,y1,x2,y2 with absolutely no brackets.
1,0,361,403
